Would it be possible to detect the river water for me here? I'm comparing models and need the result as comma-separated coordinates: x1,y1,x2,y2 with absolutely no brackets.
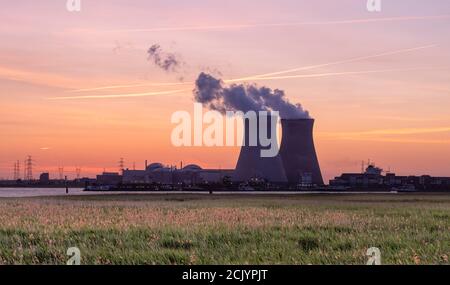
0,188,396,198
0,188,87,197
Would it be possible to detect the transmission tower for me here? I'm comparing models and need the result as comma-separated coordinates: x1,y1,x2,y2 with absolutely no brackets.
13,161,19,180
25,155,33,181
76,167,81,179
58,167,64,180
23,159,27,180
118,157,125,172
17,160,20,180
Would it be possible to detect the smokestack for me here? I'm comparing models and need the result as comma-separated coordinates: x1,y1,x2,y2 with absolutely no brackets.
279,119,323,185
233,114,287,183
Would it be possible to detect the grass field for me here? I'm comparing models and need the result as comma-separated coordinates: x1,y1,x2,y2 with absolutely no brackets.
0,193,448,265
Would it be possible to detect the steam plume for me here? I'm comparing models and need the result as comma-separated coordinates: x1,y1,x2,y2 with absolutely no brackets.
147,44,181,72
194,72,310,119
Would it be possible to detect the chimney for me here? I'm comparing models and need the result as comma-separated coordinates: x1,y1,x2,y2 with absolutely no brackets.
279,119,323,185
233,114,287,183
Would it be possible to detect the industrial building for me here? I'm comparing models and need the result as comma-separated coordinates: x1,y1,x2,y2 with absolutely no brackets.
96,172,122,185
117,116,326,187
39,173,50,183
122,163,233,185
330,164,450,191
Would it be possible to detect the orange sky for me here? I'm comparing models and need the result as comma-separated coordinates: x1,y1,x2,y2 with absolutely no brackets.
1,1,450,182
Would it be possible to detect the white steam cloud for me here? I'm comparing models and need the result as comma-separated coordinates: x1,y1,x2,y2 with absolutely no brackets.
194,72,310,119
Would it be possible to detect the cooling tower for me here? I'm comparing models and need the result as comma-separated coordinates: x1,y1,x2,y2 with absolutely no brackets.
233,114,287,183
279,119,324,185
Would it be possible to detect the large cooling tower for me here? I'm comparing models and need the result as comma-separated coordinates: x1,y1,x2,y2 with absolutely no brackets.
279,119,324,185
233,114,287,183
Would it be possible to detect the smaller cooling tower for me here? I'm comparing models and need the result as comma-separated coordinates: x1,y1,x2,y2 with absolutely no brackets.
279,119,324,185
233,114,287,183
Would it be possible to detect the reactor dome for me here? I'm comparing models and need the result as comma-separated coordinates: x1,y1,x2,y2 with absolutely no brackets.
153,167,171,173
182,164,202,171
146,163,164,171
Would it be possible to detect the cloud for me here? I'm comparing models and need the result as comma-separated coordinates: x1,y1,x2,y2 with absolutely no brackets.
194,72,310,119
147,44,182,72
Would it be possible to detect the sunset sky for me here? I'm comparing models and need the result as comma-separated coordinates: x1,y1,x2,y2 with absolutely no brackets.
1,0,450,182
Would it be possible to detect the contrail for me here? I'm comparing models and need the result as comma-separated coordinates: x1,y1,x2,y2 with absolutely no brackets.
238,67,448,82
319,126,450,143
321,127,450,137
68,82,191,93
320,137,450,144
228,45,436,81
51,67,447,100
103,15,450,33
67,44,436,93
47,89,189,100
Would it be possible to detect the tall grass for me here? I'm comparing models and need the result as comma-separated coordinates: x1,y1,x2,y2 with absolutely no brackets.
0,194,448,265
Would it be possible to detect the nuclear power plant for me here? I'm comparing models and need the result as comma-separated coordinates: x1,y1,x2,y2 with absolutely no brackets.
193,72,324,185
233,114,288,183
233,116,323,186
279,119,324,185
